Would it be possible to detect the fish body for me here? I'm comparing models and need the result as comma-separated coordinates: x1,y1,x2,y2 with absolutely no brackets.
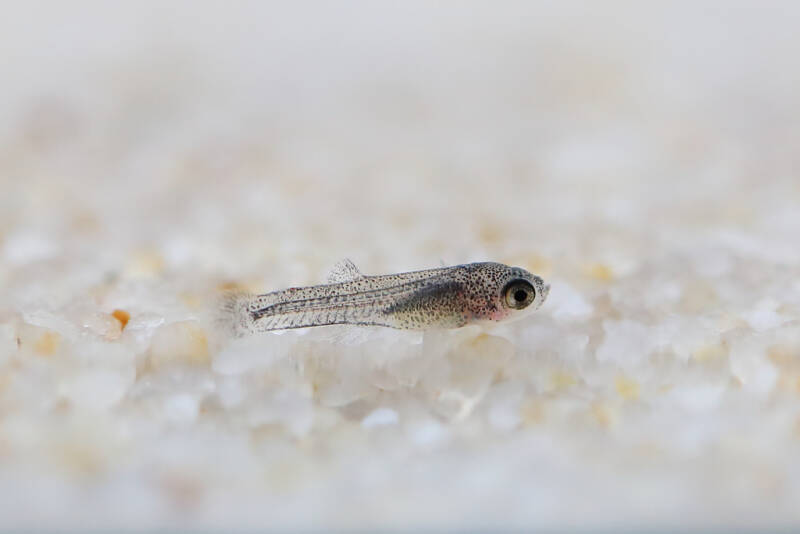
221,260,549,336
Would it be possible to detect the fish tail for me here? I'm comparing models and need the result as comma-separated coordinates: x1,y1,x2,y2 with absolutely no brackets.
214,290,260,337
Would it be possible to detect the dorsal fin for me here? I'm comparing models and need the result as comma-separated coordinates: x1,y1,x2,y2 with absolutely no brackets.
326,258,365,283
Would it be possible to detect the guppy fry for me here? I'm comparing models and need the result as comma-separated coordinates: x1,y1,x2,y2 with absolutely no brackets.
220,260,549,336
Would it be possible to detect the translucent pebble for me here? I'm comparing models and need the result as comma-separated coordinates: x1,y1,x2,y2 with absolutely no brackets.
120,312,167,355
742,299,786,332
22,310,79,340
212,333,292,376
147,321,210,370
407,418,449,448
596,320,661,368
215,377,246,409
361,408,399,428
666,384,725,413
58,368,134,412
728,335,778,396
427,334,514,420
16,323,61,358
307,357,373,408
124,250,165,278
614,375,640,400
163,393,200,424
79,312,123,341
384,352,431,389
244,387,313,437
680,279,719,313
486,381,524,431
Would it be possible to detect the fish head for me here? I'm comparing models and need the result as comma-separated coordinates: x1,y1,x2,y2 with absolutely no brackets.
463,263,550,323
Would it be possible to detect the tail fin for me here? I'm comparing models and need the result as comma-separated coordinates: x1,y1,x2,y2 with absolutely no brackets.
214,290,257,338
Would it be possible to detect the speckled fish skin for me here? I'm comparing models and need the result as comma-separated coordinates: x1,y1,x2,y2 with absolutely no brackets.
222,261,549,336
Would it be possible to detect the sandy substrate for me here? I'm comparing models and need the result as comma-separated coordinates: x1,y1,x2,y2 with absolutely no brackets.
1,2,800,530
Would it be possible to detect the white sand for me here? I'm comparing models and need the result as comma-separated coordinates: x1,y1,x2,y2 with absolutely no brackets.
1,2,799,530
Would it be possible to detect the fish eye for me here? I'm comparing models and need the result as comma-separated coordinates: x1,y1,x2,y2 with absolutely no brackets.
503,279,535,310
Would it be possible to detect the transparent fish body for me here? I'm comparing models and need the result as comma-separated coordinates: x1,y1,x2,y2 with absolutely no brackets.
220,260,549,336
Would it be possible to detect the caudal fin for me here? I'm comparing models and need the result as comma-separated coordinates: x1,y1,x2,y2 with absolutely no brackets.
214,291,257,338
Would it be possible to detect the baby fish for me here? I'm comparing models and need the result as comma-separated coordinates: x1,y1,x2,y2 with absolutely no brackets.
220,260,549,336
